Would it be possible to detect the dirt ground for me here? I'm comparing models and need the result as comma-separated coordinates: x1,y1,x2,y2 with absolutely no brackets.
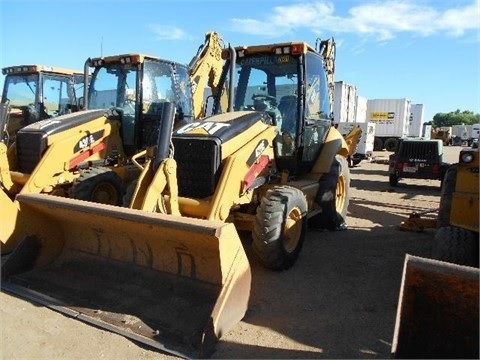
0,147,462,360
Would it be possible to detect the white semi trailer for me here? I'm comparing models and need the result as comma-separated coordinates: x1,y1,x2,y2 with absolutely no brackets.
367,98,411,151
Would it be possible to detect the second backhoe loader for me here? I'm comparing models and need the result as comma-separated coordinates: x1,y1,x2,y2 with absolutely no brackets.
0,54,195,254
2,38,351,357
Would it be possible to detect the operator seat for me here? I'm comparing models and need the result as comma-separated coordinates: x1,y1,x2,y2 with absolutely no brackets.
278,95,297,134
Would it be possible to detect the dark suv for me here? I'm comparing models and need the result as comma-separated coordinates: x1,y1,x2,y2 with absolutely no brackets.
388,138,450,187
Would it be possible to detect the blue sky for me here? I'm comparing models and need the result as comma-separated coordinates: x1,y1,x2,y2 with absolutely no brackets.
1,0,479,121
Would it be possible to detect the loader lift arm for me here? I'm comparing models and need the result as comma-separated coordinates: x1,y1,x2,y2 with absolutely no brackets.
342,125,362,167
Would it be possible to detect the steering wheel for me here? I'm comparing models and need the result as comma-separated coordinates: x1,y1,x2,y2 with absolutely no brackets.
252,94,277,105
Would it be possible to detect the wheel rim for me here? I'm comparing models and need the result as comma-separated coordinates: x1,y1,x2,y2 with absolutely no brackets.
283,206,303,253
336,174,346,213
92,183,119,204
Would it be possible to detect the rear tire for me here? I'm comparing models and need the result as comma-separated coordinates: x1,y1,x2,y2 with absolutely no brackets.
69,167,124,206
373,137,383,151
389,173,399,187
384,138,397,152
432,226,479,267
308,155,350,230
252,186,308,270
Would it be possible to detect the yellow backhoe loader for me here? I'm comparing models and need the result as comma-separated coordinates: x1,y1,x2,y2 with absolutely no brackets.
0,54,195,253
2,38,352,357
1,32,226,254
1,64,84,146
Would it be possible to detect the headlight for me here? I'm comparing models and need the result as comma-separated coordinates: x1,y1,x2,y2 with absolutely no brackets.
460,152,473,163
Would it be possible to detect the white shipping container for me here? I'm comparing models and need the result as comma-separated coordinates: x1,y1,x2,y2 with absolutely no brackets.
409,103,425,137
366,98,411,138
355,96,368,123
333,81,357,124
337,121,375,159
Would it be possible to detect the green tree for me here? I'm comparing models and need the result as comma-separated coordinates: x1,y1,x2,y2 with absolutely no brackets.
432,109,480,127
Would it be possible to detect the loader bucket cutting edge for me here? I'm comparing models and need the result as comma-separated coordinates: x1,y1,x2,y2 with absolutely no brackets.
391,254,479,359
1,193,251,358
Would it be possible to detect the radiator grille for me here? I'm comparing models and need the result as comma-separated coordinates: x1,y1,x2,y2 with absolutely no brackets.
16,132,47,173
172,137,222,198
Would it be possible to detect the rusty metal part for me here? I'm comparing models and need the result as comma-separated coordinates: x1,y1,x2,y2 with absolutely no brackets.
398,210,438,232
392,254,479,359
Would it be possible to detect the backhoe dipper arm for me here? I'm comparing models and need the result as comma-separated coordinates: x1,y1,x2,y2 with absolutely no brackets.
189,32,226,118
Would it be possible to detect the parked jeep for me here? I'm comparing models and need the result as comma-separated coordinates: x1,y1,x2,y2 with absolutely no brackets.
388,138,450,188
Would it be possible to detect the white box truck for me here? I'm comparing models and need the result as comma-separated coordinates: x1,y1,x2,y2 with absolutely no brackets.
451,124,471,145
367,98,411,151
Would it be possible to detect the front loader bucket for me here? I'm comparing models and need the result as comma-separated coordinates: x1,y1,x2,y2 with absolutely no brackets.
391,254,479,359
2,193,251,358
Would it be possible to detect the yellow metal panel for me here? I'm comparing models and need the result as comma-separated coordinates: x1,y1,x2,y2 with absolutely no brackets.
450,193,479,232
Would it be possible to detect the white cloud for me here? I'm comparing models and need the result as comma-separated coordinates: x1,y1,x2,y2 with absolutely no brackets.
148,24,193,40
435,0,480,36
229,0,480,41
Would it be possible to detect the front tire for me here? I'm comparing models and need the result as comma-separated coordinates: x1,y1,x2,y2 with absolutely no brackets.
252,186,308,270
308,155,351,230
69,167,124,206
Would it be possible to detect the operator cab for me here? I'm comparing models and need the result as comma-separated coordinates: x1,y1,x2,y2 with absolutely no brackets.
213,43,332,175
1,65,84,145
86,54,194,156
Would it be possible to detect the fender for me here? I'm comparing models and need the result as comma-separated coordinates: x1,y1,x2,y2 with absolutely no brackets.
310,126,349,175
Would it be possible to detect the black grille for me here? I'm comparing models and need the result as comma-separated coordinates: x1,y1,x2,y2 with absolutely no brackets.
172,137,222,198
16,132,47,173
399,141,440,163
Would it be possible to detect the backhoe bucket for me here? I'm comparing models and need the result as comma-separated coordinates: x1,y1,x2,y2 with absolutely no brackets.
391,254,479,359
2,193,251,358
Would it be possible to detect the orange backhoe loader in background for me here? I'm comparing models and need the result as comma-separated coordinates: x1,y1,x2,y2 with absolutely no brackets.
2,38,352,357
